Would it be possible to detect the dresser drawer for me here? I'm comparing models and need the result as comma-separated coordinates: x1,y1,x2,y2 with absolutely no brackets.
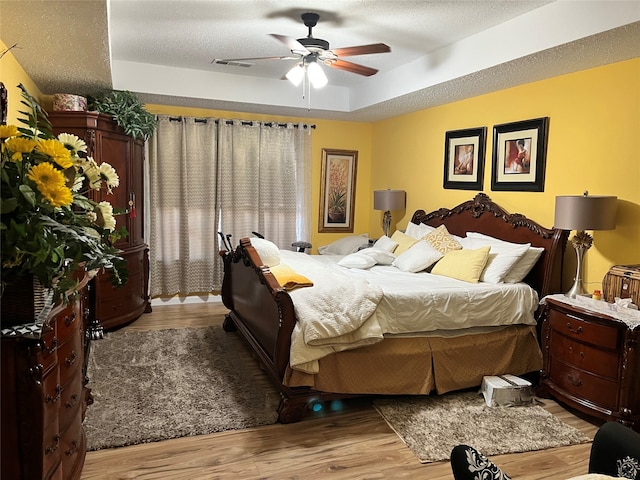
42,419,62,473
549,331,620,379
60,412,84,474
95,271,145,317
57,328,82,382
549,356,618,410
53,305,81,345
548,308,619,350
31,321,58,376
42,367,62,423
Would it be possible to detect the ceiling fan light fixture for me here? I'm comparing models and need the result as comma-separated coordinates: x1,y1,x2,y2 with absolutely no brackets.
307,61,328,88
285,63,304,86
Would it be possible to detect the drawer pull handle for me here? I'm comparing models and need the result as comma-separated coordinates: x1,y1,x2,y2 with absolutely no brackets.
66,394,79,409
568,347,585,358
65,351,78,366
64,313,76,327
566,322,583,334
45,385,62,404
65,440,79,456
567,374,583,387
45,434,60,454
29,364,44,383
47,337,58,354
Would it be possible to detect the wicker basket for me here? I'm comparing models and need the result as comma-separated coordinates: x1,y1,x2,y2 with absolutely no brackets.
1,275,53,328
602,264,640,305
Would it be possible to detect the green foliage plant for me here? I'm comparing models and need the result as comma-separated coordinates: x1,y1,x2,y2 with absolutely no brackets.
88,90,156,141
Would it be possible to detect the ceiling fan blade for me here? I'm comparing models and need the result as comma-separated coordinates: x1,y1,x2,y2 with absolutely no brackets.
270,33,310,55
329,59,378,77
212,55,298,64
332,43,391,57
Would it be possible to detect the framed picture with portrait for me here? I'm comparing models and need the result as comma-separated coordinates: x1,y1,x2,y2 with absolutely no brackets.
491,117,549,192
318,148,358,233
443,127,487,190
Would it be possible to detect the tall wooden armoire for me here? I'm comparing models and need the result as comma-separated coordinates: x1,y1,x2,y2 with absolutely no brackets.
49,112,150,330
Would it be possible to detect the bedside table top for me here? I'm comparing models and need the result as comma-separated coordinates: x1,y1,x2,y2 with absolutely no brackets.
542,293,640,331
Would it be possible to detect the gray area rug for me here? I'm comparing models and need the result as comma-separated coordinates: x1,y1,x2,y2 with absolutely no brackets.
373,391,591,463
84,326,280,450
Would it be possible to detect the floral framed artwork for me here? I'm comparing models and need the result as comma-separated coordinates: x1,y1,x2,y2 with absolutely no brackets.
319,148,358,233
491,117,549,192
443,127,487,190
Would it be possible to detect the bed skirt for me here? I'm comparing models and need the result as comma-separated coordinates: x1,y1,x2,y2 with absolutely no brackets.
284,324,542,395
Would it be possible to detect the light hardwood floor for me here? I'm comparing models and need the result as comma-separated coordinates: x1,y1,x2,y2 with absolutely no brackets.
81,302,602,480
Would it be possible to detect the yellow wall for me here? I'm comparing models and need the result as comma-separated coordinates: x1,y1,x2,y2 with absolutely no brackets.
0,39,44,123
371,58,640,292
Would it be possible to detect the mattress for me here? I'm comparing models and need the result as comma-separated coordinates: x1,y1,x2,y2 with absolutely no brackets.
281,250,539,335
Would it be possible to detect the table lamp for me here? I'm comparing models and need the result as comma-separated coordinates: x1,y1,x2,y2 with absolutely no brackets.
554,192,617,298
374,189,406,237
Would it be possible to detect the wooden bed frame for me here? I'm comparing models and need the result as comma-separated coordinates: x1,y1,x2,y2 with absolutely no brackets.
219,193,568,423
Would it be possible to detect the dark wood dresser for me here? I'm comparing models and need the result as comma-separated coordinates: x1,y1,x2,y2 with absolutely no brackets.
49,112,150,330
1,275,92,479
538,295,640,431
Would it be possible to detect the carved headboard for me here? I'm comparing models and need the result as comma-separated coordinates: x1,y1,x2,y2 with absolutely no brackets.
411,193,568,298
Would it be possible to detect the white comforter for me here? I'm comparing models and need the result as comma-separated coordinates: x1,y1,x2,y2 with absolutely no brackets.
279,250,539,374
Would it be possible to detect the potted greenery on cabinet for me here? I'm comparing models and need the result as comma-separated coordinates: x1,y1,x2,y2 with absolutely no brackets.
87,90,156,141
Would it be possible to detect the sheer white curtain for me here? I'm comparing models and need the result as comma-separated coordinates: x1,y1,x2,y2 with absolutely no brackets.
148,116,311,297
148,116,220,297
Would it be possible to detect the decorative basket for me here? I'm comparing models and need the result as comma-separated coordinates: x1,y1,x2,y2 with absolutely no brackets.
1,275,53,329
602,264,640,305
53,93,87,112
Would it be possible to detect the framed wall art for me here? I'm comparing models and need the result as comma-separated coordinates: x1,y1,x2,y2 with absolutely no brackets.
443,126,487,190
318,148,358,233
491,117,549,192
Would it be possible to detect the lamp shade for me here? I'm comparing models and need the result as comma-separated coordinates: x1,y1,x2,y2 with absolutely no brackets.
554,195,617,231
374,189,406,211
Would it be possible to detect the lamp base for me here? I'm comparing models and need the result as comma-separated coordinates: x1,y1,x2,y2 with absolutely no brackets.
382,210,392,238
565,231,591,298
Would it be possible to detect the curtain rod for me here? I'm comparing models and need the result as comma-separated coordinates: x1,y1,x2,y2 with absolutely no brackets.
166,116,316,129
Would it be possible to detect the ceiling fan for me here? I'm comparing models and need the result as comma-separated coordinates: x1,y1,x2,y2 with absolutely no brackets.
212,12,391,83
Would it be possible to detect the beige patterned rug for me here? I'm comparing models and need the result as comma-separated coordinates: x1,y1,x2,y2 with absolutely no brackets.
84,325,280,450
373,391,591,463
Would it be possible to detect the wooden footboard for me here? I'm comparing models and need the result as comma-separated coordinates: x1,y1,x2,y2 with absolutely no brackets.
220,238,352,423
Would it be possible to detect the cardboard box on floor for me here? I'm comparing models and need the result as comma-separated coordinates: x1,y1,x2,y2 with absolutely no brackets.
480,374,533,407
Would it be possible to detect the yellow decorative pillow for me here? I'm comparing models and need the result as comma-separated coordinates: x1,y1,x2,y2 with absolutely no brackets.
431,246,491,283
425,224,463,254
390,230,417,255
269,263,313,291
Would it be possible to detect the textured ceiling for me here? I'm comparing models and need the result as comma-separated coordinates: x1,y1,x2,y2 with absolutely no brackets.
1,0,639,122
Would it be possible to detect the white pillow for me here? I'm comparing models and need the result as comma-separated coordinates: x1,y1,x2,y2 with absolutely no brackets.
318,234,369,255
467,239,530,284
357,247,396,265
338,252,377,269
466,232,544,283
250,237,281,267
504,247,544,283
405,221,436,240
457,236,475,249
392,240,444,273
373,235,399,253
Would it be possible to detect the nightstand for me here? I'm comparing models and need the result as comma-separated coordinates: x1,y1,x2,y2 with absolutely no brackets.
538,294,640,431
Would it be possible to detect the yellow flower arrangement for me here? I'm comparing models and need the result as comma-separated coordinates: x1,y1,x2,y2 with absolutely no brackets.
1,84,126,309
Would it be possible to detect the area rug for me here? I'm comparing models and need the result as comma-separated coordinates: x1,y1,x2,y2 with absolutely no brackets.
84,325,280,450
373,391,591,463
